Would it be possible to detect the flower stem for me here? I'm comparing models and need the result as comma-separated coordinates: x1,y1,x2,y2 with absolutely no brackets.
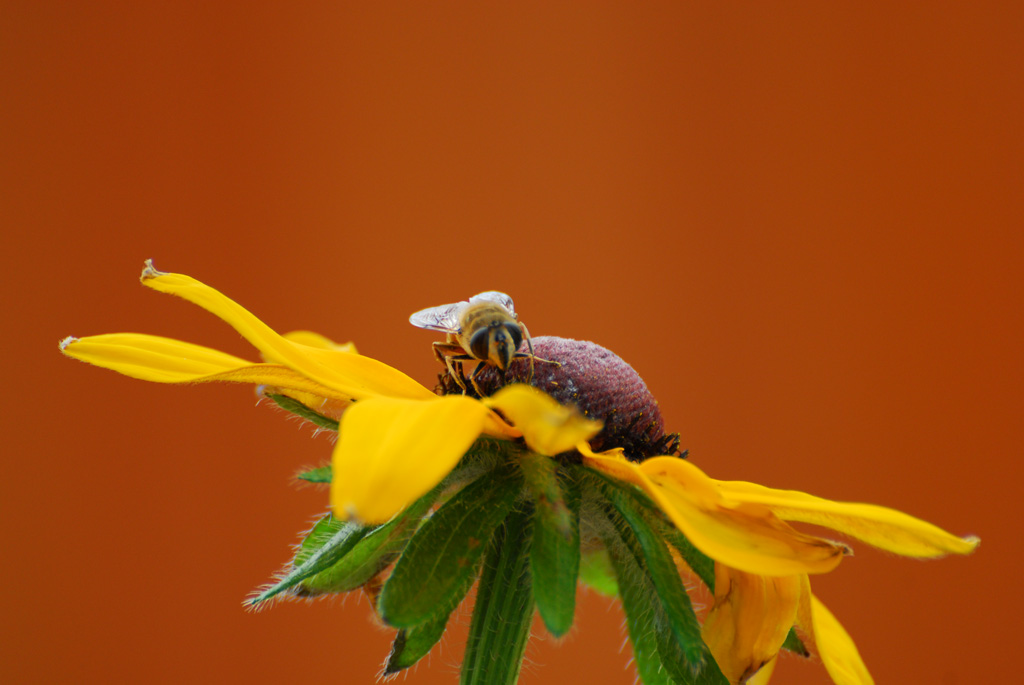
460,505,534,685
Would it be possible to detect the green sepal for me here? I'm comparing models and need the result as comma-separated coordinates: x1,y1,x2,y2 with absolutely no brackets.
600,478,708,674
598,509,673,685
383,537,482,676
588,468,716,592
385,610,454,675
653,516,716,592
586,467,810,667
584,465,729,685
379,466,521,628
619,482,811,658
295,465,332,484
782,627,809,657
461,506,535,685
293,513,345,566
603,515,729,685
294,486,440,597
383,481,489,675
521,452,580,638
265,393,339,431
247,517,370,607
578,548,619,597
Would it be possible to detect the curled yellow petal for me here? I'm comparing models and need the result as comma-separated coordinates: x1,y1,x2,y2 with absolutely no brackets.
139,261,434,401
702,564,800,684
331,396,494,524
581,448,847,576
60,334,347,401
797,579,874,685
717,480,980,558
482,384,601,456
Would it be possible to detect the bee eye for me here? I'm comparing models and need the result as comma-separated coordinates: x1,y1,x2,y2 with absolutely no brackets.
469,328,492,361
504,323,523,352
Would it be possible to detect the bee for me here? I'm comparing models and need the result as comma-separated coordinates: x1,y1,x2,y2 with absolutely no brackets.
409,291,537,395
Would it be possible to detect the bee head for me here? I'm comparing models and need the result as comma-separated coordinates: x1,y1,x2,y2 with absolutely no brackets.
469,322,523,371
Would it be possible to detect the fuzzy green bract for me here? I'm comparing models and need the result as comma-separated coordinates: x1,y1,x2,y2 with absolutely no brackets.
255,434,739,684
260,385,800,683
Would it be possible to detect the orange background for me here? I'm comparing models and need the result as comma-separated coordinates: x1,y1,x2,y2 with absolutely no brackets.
3,3,1020,683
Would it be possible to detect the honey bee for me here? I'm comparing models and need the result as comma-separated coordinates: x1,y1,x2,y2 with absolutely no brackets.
409,291,537,395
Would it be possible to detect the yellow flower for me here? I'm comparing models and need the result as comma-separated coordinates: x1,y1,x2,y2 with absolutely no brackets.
61,262,980,685
60,262,600,517
583,447,979,684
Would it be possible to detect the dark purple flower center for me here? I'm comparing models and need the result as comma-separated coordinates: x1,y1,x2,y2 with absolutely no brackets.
440,336,680,462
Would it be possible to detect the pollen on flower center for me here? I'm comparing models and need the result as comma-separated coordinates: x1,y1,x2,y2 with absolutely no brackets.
453,336,679,462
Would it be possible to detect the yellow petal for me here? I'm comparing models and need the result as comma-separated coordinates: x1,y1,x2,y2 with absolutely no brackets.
745,656,776,685
60,334,348,400
797,579,874,685
331,396,493,523
481,412,523,440
717,480,980,558
581,448,847,576
482,384,601,456
260,387,351,422
261,331,357,418
702,564,800,684
280,330,357,354
139,261,435,401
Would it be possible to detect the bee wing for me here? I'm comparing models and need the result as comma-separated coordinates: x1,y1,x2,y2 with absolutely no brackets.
409,301,466,333
469,291,516,318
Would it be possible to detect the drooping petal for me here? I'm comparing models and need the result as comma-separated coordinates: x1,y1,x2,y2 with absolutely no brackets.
483,384,602,456
797,578,874,685
60,334,348,400
139,262,435,401
331,396,495,523
702,564,800,684
716,480,980,558
745,656,776,685
581,448,847,576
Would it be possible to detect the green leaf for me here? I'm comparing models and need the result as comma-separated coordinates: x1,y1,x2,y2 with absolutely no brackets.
578,548,618,597
295,465,332,483
266,393,339,431
521,452,580,637
461,506,535,685
247,518,370,607
295,487,439,597
379,467,521,628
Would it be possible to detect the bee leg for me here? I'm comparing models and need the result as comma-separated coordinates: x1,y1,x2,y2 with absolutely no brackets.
433,341,470,394
519,322,536,384
469,361,490,397
446,355,469,395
